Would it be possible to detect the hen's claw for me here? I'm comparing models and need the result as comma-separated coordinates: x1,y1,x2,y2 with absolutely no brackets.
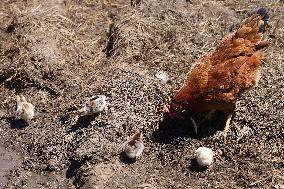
214,130,228,140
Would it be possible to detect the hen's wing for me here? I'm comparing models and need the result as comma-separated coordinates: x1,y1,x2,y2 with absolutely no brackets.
170,8,269,115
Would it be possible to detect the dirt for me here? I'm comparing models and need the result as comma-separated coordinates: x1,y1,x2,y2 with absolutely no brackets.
0,0,283,188
0,146,21,188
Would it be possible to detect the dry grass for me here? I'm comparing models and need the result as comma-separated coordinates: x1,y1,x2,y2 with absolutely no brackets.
0,0,283,188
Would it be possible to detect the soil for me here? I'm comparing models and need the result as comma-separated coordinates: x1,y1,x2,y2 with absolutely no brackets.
0,0,283,188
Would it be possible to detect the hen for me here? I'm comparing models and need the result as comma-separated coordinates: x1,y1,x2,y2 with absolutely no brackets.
167,8,270,138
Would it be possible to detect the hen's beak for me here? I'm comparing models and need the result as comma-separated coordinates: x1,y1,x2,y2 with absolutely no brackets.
164,103,180,119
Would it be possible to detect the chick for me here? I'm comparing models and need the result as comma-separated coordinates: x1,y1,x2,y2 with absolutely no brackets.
78,95,107,116
156,71,169,84
123,133,145,159
195,147,214,167
16,95,35,121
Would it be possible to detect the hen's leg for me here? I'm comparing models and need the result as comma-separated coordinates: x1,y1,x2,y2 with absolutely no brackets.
204,109,217,121
223,114,232,135
215,113,232,140
200,110,217,125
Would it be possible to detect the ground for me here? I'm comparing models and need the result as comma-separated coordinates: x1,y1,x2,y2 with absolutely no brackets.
0,0,283,188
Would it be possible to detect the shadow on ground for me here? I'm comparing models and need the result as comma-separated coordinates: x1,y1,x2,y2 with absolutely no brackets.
68,114,100,133
119,152,137,164
6,117,28,129
152,110,227,144
189,158,208,172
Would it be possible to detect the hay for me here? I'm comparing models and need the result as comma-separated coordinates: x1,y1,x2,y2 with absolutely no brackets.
0,0,283,188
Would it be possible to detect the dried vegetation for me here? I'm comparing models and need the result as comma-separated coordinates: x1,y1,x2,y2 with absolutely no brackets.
0,0,283,188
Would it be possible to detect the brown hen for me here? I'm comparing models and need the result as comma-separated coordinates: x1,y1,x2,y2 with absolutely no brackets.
167,8,270,138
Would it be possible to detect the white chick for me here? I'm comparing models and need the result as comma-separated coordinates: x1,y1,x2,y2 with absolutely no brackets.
195,147,214,167
78,95,107,116
123,133,145,159
155,71,169,84
16,95,35,121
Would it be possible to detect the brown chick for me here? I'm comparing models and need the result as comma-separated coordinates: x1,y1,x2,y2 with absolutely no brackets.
123,133,145,159
167,8,270,138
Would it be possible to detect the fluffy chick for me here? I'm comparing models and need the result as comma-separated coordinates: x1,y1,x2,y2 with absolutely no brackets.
78,95,107,116
16,95,35,121
123,133,145,159
195,147,214,167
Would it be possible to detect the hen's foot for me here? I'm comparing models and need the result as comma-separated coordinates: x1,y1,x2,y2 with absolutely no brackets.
214,114,232,140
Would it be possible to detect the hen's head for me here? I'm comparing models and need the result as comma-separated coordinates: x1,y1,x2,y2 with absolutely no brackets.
166,101,183,119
